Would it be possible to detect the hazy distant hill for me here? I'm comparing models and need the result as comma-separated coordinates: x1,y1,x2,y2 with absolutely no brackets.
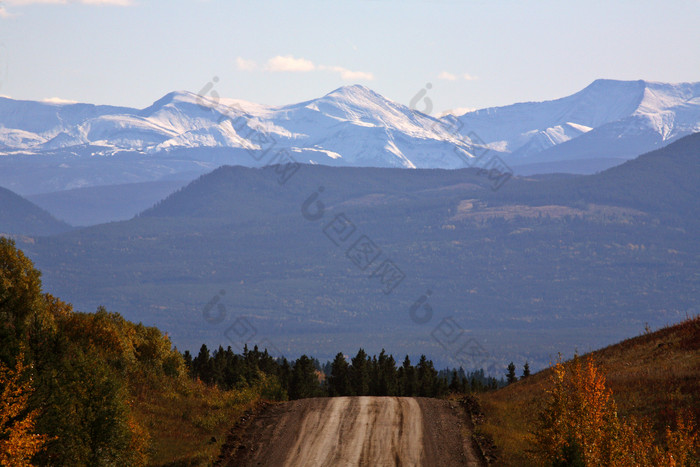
28,180,190,226
0,187,72,236
493,132,700,223
20,134,700,370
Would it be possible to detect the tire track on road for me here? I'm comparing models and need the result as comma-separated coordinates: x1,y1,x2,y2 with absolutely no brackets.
219,396,483,466
286,396,423,466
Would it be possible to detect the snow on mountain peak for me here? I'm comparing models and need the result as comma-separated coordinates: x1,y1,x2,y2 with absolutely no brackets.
323,84,383,101
0,79,699,186
455,79,700,158
141,90,217,115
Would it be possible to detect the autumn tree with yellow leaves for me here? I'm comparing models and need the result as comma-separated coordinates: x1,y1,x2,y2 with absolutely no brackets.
1,238,154,465
0,352,51,466
535,355,699,466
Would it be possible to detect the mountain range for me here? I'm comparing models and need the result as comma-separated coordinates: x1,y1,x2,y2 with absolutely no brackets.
1,79,698,196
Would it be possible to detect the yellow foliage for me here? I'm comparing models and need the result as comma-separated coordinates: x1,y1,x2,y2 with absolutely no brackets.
125,412,150,466
535,356,699,466
42,293,72,321
0,352,52,466
656,413,699,467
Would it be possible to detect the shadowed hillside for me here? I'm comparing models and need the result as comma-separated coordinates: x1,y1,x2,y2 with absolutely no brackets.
0,187,72,236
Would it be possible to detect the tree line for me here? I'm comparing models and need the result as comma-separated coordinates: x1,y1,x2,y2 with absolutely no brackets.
183,344,505,399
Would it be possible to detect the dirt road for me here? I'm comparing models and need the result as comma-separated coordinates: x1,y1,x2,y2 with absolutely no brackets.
218,396,483,466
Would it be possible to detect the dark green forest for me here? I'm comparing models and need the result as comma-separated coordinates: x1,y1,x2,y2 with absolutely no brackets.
183,344,504,400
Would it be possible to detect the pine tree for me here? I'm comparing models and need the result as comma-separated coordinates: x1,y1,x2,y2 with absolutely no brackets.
416,355,437,397
368,355,380,395
192,344,213,384
349,349,370,396
376,350,397,396
211,345,226,387
182,350,193,376
328,353,350,396
522,361,531,379
448,369,461,393
398,355,416,396
277,358,292,396
506,361,517,384
289,355,319,399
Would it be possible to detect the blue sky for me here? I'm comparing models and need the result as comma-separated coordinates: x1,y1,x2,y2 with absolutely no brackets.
1,0,699,115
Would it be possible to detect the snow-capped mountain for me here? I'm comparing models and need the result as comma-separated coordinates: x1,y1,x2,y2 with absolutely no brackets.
0,79,698,194
450,79,700,170
0,85,475,166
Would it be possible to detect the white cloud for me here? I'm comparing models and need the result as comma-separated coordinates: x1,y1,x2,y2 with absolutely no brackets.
43,97,78,104
438,71,457,81
439,71,477,81
337,69,373,81
266,55,315,72
238,54,374,81
320,65,373,81
235,57,257,71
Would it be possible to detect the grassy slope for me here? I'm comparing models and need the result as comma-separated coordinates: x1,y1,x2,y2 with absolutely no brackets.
478,315,700,466
125,369,265,467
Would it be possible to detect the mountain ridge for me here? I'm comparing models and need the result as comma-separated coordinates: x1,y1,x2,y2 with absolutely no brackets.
0,186,73,236
1,79,699,195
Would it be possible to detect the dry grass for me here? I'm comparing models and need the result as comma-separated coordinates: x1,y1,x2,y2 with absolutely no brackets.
129,372,262,466
478,315,700,466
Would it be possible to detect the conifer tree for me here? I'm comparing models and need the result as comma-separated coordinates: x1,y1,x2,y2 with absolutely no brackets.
328,353,350,396
376,350,397,396
449,370,461,393
416,355,437,397
398,355,416,396
349,349,370,396
277,358,292,395
506,362,517,384
289,355,319,399
193,344,213,385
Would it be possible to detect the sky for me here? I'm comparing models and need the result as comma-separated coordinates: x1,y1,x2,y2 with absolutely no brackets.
1,0,700,116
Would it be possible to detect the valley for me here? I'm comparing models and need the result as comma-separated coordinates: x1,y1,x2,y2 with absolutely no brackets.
7,134,698,372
